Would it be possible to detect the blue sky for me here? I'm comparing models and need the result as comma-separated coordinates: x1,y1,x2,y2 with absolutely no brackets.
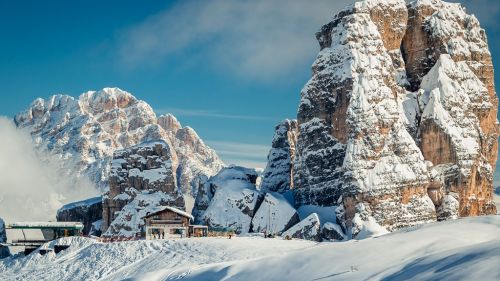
0,0,499,172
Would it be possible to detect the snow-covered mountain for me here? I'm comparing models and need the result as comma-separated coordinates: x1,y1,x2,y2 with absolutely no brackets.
257,0,500,238
14,88,224,198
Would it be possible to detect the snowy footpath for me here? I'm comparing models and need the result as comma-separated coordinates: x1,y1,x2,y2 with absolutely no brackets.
1,216,500,281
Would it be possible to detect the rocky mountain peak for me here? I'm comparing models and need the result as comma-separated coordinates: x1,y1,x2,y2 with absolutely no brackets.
79,87,140,115
14,88,224,203
158,113,182,132
277,0,498,237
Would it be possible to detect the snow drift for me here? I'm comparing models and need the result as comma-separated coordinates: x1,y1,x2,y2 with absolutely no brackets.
1,216,499,280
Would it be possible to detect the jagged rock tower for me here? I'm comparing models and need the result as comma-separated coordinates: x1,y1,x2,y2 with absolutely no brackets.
292,0,498,236
260,119,298,193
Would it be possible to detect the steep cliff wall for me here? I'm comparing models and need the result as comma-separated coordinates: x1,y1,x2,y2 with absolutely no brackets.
288,0,497,236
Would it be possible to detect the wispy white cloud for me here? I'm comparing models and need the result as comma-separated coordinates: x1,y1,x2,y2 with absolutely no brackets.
206,140,269,168
0,117,99,222
158,107,275,121
116,0,352,80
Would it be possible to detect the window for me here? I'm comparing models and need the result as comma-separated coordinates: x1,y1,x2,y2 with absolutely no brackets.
153,215,160,220
170,228,184,235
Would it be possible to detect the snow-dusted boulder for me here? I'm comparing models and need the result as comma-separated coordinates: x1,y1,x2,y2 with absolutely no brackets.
336,202,389,239
57,196,102,235
193,166,260,223
282,213,321,241
321,222,346,241
437,193,459,221
199,166,263,234
260,119,297,193
251,192,299,234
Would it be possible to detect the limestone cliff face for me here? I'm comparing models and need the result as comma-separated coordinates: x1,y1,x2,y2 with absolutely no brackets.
102,141,185,236
401,0,498,218
290,0,497,236
260,119,298,193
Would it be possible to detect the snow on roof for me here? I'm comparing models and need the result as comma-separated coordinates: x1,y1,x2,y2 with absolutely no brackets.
143,206,194,221
190,225,208,228
9,222,84,229
58,196,102,213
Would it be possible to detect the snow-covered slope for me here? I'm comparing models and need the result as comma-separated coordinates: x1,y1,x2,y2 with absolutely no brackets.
175,216,500,281
0,236,314,280
14,88,224,197
1,216,499,280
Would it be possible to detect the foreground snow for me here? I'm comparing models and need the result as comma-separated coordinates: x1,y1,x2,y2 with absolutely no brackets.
0,236,314,281
1,216,500,280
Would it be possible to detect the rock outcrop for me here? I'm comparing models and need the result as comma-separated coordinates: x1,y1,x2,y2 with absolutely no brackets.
57,197,103,235
0,219,5,243
192,166,260,222
321,222,346,241
260,119,298,193
194,166,262,234
281,213,321,241
251,192,299,234
14,88,224,197
102,141,185,236
288,0,497,236
0,218,10,259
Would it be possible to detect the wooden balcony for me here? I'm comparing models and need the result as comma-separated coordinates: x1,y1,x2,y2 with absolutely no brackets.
150,219,183,225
